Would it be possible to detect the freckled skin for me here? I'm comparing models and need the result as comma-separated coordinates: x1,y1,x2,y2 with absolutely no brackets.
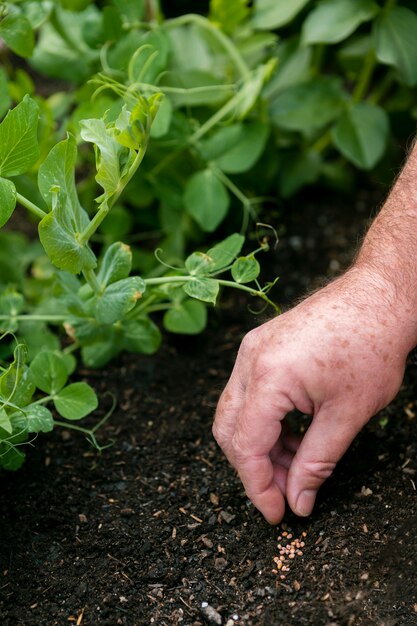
213,268,413,524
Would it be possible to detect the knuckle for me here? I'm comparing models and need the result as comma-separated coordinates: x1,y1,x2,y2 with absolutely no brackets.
302,460,336,483
212,421,227,447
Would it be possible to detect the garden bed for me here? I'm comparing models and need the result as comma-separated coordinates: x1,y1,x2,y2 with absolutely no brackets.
0,193,416,626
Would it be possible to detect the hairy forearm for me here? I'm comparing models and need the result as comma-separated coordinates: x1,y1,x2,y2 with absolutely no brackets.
346,142,417,350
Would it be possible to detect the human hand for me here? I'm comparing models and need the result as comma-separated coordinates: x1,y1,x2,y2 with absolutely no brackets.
213,268,412,523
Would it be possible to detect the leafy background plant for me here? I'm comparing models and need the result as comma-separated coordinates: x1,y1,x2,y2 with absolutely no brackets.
0,0,416,468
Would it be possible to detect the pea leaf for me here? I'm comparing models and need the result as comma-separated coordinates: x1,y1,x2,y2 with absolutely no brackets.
0,12,35,58
80,117,130,200
0,409,12,434
279,150,322,197
374,6,417,87
231,256,261,283
97,242,132,288
209,0,249,33
302,0,379,45
200,123,269,174
122,317,161,354
270,77,346,134
95,276,145,324
164,299,207,335
38,201,97,274
0,177,16,228
0,290,24,332
53,382,98,420
184,169,230,232
183,278,219,304
0,364,35,408
11,404,54,434
0,444,25,471
38,134,81,213
0,68,11,119
252,0,311,30
185,252,215,276
0,95,39,177
331,103,389,170
30,350,68,395
206,234,244,273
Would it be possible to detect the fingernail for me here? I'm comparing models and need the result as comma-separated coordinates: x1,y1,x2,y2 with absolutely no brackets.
295,489,316,517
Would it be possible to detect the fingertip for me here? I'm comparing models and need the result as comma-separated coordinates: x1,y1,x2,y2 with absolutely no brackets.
292,488,316,517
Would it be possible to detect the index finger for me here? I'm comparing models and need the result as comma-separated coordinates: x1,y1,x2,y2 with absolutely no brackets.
231,382,295,524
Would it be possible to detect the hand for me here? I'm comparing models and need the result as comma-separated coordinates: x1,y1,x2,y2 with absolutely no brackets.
213,268,411,524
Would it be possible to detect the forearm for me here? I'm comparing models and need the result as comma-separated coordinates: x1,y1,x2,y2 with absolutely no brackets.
350,141,417,349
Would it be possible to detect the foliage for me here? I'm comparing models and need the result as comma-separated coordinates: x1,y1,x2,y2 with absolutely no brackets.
0,0,416,466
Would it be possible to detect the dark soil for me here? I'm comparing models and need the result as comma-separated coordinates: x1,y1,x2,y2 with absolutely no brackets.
1,191,416,626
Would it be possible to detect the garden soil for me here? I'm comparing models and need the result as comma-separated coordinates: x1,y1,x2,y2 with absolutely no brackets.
0,191,416,626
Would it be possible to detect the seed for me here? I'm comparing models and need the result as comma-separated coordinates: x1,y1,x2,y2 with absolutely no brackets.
287,533,293,539
302,532,307,537
289,553,295,559
297,550,303,556
282,531,288,537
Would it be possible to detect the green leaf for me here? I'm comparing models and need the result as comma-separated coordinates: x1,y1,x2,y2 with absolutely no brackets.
270,77,346,134
0,68,11,119
0,177,17,228
302,0,378,45
209,0,249,33
279,150,322,197
185,252,215,276
95,276,145,324
80,117,130,200
0,289,24,332
252,0,311,30
30,350,68,395
38,136,96,273
0,12,35,58
231,256,261,283
234,61,276,120
201,123,269,174
97,241,132,288
38,202,97,274
11,404,54,434
207,234,245,271
184,169,230,232
374,6,417,87
183,278,219,304
112,0,145,24
263,42,312,97
0,95,39,177
38,134,81,213
150,95,172,139
164,299,207,335
0,409,12,434
0,364,35,408
122,317,161,354
53,382,98,420
0,444,26,471
331,103,389,170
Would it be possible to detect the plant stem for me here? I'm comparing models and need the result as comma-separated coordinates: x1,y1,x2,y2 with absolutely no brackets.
352,49,376,103
166,14,250,80
144,275,279,310
368,71,394,105
83,269,102,295
79,146,147,245
0,315,66,322
16,192,47,220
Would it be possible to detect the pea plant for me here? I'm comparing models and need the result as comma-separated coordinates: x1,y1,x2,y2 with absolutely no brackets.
0,92,278,470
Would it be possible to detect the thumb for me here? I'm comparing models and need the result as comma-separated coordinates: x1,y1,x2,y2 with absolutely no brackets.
286,407,364,517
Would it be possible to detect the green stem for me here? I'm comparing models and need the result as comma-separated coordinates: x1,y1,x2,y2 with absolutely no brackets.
131,81,236,96
83,269,101,295
352,49,376,103
79,146,147,245
368,72,394,105
16,192,47,220
0,315,66,322
166,14,250,80
144,275,278,310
